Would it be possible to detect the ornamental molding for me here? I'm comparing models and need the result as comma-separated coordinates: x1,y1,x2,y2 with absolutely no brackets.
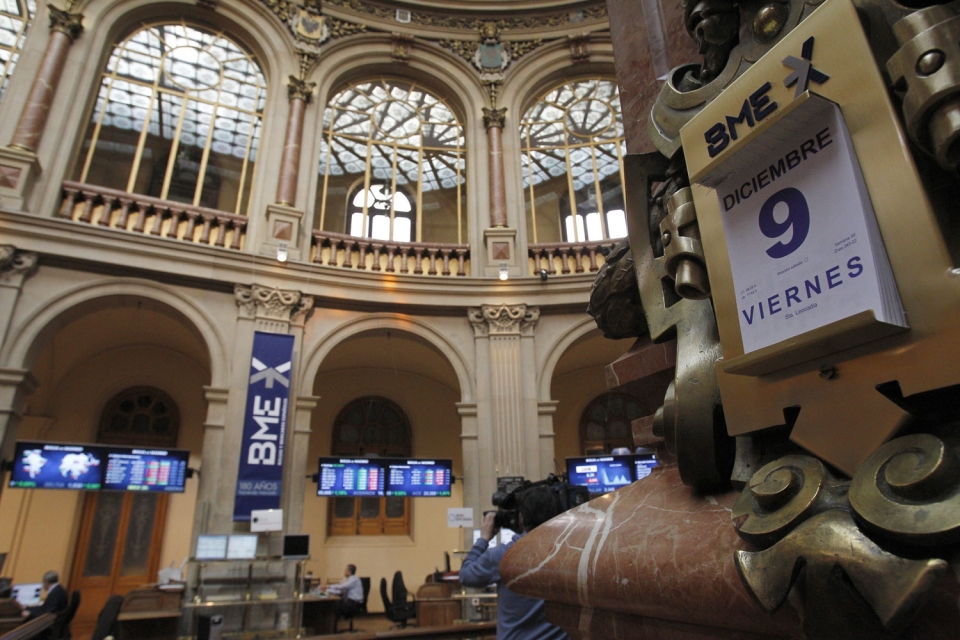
235,284,313,325
469,304,539,336
288,75,317,102
0,246,38,284
322,0,606,31
48,7,83,41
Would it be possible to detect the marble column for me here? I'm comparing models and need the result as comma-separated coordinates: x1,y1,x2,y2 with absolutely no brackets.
483,108,508,228
469,304,541,502
275,77,314,207
9,8,83,153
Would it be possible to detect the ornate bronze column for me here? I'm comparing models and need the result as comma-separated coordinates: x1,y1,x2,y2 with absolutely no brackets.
275,76,315,207
9,8,83,152
483,107,508,228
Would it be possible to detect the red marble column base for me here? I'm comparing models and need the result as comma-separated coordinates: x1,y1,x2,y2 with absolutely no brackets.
545,602,787,640
262,203,304,261
483,226,517,278
0,146,40,212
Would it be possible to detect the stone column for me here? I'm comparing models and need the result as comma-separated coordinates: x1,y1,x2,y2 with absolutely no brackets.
263,78,314,262
276,77,314,207
0,247,38,349
283,394,318,533
469,305,540,496
537,400,559,480
457,401,479,548
483,108,508,228
191,386,230,538
9,8,83,153
0,9,82,210
0,248,39,496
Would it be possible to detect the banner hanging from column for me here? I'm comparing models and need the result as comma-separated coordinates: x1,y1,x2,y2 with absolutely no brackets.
233,331,295,521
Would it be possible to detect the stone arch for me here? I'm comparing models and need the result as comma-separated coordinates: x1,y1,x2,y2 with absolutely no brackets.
299,313,474,403
1,278,228,388
31,0,297,220
538,315,599,401
300,34,488,238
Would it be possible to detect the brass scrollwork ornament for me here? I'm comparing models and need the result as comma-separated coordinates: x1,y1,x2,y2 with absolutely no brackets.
849,432,960,546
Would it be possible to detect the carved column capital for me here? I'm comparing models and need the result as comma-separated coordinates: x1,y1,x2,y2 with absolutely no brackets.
469,304,539,336
48,8,83,41
0,246,38,284
483,107,507,130
287,76,316,103
235,284,313,330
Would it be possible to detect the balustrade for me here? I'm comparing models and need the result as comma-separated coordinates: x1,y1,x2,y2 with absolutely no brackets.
311,230,469,277
59,181,247,250
528,240,618,276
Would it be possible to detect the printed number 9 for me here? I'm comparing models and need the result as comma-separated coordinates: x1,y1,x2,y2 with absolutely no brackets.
759,187,809,259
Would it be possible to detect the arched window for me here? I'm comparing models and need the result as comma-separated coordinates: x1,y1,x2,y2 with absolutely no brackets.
0,0,37,102
521,78,627,244
329,397,411,536
72,21,266,215
579,393,642,455
316,78,466,244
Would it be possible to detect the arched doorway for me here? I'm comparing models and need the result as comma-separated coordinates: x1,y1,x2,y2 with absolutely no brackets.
69,387,180,634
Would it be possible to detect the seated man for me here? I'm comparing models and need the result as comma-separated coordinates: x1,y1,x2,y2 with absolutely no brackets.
324,564,364,626
460,485,569,640
21,571,67,620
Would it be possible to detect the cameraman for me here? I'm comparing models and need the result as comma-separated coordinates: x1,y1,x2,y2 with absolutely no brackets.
459,485,569,640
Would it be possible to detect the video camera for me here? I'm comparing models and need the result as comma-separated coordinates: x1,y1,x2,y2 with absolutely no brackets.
491,474,589,532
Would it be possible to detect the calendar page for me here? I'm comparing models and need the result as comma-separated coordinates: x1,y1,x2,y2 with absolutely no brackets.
714,95,902,353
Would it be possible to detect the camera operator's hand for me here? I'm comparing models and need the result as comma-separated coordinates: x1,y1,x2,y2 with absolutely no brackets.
480,511,500,541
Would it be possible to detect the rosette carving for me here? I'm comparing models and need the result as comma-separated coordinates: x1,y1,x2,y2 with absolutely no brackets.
850,433,960,545
732,454,847,545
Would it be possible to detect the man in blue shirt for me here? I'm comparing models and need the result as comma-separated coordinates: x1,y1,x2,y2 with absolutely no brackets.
325,564,364,627
460,486,569,640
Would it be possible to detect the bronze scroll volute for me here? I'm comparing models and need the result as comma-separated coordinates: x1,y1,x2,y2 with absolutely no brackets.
849,432,960,546
732,454,847,546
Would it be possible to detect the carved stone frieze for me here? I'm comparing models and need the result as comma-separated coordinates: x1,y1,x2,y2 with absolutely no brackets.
326,17,367,40
48,7,83,41
0,246,38,284
235,284,313,326
469,304,539,337
323,0,606,31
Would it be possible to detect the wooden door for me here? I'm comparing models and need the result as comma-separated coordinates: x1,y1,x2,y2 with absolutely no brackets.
69,491,168,637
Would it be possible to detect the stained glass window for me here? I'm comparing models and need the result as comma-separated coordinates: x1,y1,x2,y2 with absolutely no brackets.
521,78,627,244
0,0,36,102
316,78,467,244
72,21,266,215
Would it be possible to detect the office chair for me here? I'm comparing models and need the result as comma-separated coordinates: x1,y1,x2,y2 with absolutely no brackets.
382,572,416,628
52,590,80,640
336,578,371,633
89,595,122,640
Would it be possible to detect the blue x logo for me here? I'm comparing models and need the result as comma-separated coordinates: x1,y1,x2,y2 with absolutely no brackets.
783,37,830,98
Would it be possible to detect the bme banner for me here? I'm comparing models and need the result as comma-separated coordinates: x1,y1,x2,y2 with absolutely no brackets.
233,331,295,521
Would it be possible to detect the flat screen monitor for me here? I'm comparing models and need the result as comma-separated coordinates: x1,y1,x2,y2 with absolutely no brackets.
227,534,258,560
282,534,310,559
9,441,104,490
317,457,386,497
566,455,636,494
195,534,228,560
11,583,42,607
385,459,452,497
632,453,658,481
102,446,190,493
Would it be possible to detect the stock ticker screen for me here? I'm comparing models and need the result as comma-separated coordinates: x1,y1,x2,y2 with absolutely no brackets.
384,459,452,497
102,448,189,492
566,454,650,494
317,457,385,497
9,441,104,491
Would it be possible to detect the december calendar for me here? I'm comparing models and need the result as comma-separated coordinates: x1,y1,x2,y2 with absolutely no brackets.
707,94,906,354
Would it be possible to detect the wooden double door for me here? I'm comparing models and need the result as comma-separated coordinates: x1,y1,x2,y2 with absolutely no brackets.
69,491,168,637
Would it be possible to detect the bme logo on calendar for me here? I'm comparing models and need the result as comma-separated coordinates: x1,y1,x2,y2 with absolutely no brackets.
713,93,905,354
